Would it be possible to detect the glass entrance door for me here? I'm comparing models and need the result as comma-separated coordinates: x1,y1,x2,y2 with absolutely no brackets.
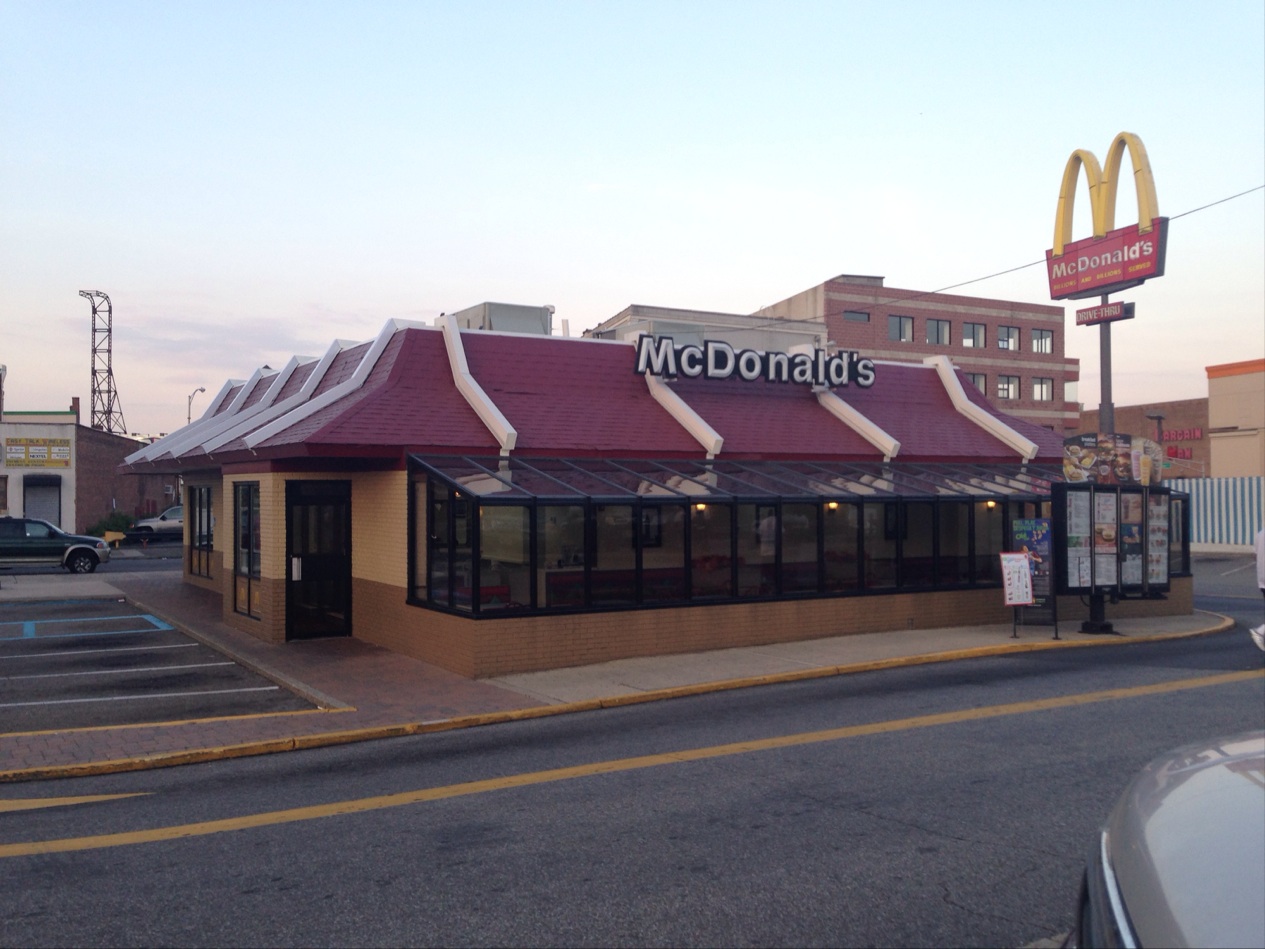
286,480,351,640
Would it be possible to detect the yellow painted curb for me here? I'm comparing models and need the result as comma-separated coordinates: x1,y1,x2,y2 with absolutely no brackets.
0,616,1236,783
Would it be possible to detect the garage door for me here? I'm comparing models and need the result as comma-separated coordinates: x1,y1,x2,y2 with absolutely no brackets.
23,475,62,526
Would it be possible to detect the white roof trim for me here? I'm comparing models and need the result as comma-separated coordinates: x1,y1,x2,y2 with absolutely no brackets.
124,379,243,464
198,344,343,456
243,319,424,450
814,390,900,461
923,355,1039,462
643,371,724,458
440,314,517,455
197,355,317,454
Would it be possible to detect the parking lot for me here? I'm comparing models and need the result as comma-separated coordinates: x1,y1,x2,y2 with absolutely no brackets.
0,598,314,733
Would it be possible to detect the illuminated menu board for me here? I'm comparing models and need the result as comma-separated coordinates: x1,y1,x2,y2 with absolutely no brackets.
1052,483,1172,596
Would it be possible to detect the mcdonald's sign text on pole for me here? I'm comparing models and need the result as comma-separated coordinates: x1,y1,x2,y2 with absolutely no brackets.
1047,220,1168,300
1075,301,1136,327
1046,132,1169,302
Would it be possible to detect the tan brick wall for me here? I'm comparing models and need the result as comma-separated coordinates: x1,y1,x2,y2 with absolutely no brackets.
352,470,407,588
343,576,1193,679
216,472,287,641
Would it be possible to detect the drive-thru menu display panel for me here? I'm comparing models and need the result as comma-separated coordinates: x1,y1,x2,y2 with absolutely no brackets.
1052,482,1171,597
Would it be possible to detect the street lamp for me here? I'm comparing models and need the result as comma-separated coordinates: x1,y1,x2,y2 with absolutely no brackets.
187,386,206,425
1145,412,1165,444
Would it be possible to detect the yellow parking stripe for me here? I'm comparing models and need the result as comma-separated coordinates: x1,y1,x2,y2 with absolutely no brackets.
0,793,148,813
1,668,1259,858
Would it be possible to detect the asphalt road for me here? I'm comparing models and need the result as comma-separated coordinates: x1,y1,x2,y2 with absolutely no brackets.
3,620,1261,948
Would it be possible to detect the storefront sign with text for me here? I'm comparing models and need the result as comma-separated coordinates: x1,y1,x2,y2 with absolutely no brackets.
635,335,876,388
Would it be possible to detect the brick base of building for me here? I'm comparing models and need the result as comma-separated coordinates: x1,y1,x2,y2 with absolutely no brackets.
345,576,1194,679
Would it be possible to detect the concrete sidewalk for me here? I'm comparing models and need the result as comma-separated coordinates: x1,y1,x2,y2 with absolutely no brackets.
0,565,1233,783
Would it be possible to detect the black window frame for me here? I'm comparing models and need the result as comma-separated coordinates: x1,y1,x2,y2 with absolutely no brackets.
188,484,214,578
232,482,262,619
405,457,1103,619
888,315,914,343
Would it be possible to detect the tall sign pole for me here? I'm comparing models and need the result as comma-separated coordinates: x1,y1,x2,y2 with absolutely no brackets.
1099,293,1113,437
1045,132,1168,634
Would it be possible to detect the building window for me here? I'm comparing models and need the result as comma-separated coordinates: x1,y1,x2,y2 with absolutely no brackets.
966,372,986,394
997,375,1020,400
189,485,214,578
233,482,261,618
963,323,986,348
1033,377,1053,402
926,319,951,346
842,310,870,323
998,326,1020,351
1032,328,1053,354
888,315,913,343
405,459,1182,619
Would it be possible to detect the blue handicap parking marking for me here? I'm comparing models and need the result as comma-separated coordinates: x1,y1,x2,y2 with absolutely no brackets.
0,612,174,641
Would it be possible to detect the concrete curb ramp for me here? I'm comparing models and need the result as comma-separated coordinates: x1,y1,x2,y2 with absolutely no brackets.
0,615,1234,784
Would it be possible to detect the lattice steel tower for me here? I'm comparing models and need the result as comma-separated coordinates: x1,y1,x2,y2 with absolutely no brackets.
81,290,128,434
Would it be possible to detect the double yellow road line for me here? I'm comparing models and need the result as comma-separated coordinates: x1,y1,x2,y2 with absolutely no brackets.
3,668,1260,858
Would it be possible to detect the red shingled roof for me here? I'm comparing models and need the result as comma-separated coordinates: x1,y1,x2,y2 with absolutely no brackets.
252,328,498,455
668,374,883,460
127,324,1065,470
460,333,703,457
841,362,1034,461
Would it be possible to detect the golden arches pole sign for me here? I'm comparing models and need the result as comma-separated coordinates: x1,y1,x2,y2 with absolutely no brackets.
1045,132,1168,301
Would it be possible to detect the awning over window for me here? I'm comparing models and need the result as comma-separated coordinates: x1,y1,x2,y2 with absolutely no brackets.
409,456,1061,502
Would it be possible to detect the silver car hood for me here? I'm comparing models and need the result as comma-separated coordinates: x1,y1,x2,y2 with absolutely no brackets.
1105,730,1265,948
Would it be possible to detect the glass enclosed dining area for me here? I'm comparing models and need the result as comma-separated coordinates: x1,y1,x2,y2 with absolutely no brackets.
410,455,1068,616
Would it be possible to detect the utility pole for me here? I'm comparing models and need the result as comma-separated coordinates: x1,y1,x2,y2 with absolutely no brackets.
81,290,128,435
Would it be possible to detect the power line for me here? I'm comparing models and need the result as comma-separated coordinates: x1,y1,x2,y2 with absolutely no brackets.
755,183,1265,329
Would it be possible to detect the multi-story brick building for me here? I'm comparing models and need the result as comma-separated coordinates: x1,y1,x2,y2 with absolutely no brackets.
1081,398,1210,480
752,274,1080,434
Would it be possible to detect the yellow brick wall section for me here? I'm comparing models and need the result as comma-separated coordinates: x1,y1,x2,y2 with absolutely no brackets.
351,470,407,588
346,576,1193,679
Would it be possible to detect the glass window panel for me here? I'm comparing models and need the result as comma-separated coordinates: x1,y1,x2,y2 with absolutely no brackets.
537,504,587,608
451,497,474,613
411,478,427,600
691,503,733,599
823,501,860,592
863,503,897,589
973,501,1004,583
479,505,530,611
902,502,935,586
641,505,687,602
938,502,971,584
781,503,819,593
428,487,451,607
737,503,777,596
592,504,636,605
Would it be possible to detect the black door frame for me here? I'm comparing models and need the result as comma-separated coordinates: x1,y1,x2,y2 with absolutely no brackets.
285,479,352,640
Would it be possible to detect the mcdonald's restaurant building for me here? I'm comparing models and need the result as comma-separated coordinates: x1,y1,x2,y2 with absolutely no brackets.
123,317,1192,679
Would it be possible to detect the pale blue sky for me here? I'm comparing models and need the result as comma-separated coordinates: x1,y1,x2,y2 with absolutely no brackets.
3,0,1262,435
